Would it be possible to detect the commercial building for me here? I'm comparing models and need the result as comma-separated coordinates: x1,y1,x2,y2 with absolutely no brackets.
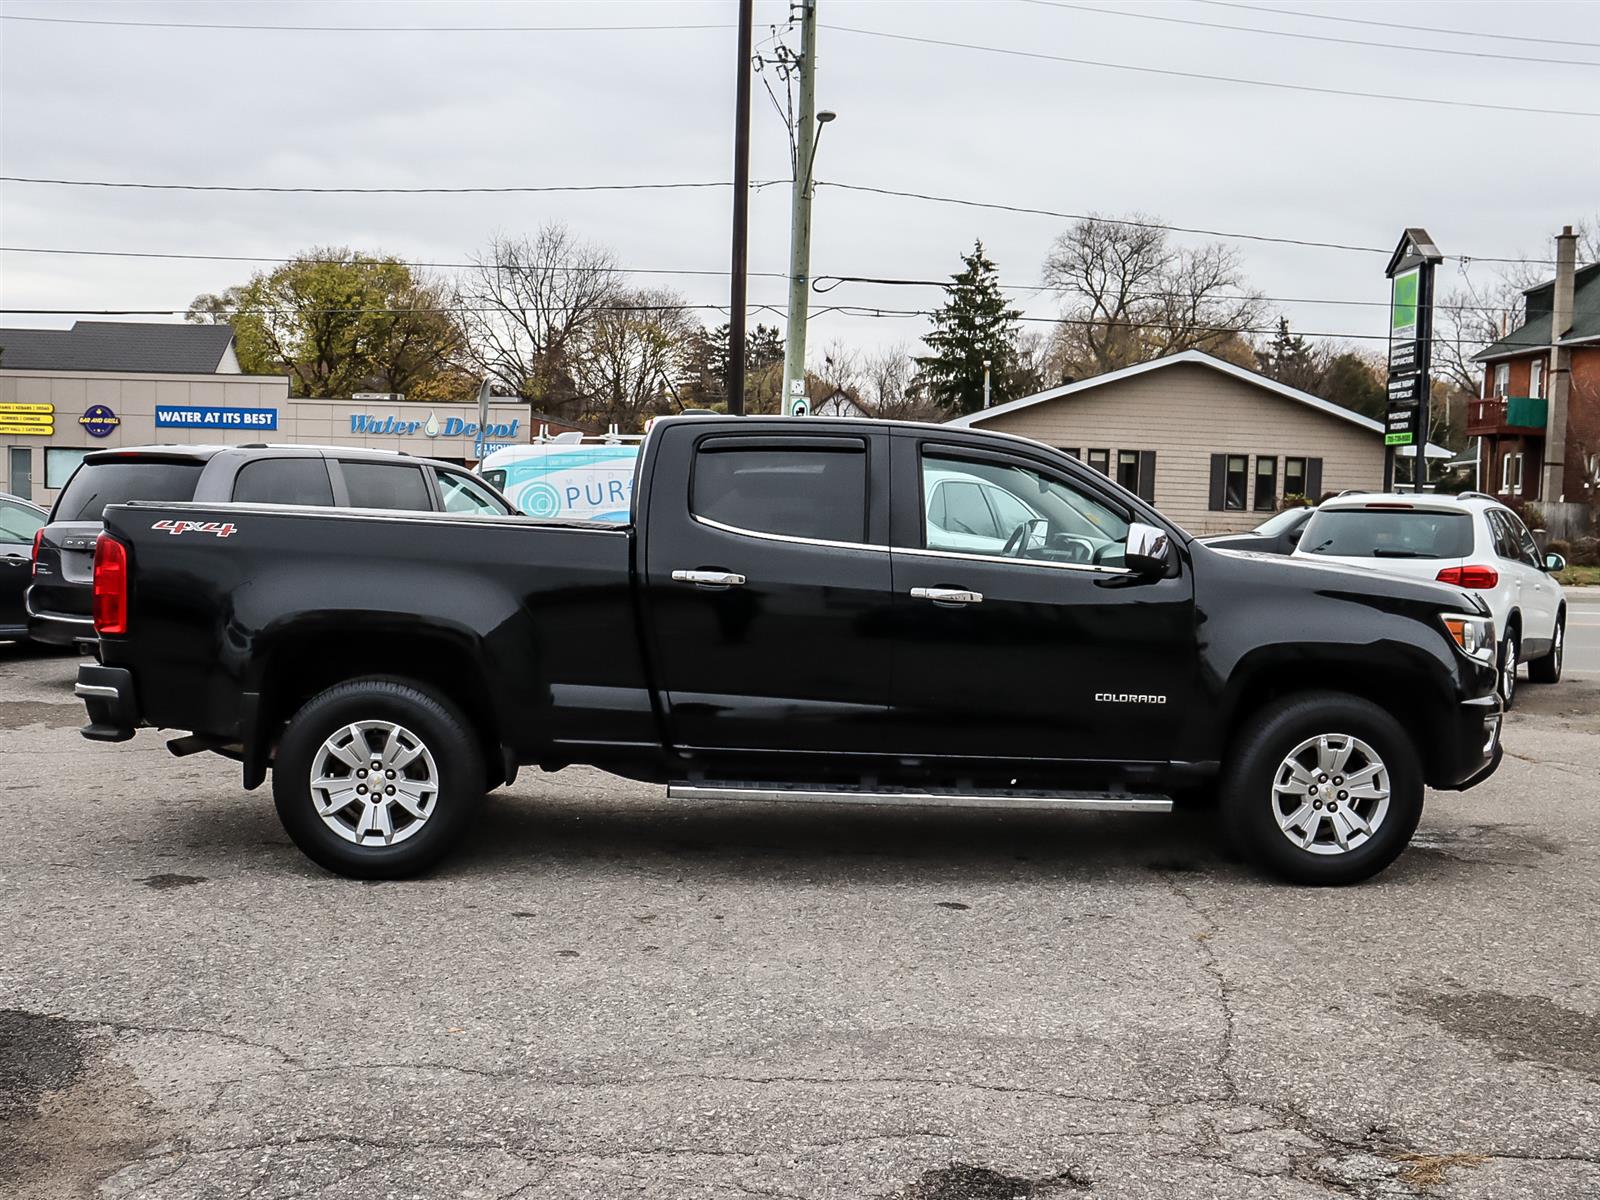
0,322,536,505
947,350,1447,535
1469,227,1598,505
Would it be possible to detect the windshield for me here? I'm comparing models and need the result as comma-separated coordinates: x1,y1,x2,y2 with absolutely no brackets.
53,458,205,522
1300,508,1473,560
1253,507,1311,536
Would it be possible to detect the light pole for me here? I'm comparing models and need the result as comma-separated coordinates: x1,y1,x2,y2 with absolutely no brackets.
982,359,992,409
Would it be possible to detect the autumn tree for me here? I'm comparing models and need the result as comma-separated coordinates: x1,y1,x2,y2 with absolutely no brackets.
1042,215,1266,376
569,288,699,429
199,249,467,398
914,240,1027,416
676,322,784,412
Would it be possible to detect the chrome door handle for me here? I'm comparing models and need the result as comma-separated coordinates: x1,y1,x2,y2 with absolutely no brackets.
911,586,983,605
672,569,746,587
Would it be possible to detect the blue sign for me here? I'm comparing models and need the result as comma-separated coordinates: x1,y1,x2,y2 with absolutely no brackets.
349,413,520,440
155,405,278,431
79,404,121,438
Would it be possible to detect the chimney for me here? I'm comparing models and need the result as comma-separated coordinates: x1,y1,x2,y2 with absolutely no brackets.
1541,226,1578,502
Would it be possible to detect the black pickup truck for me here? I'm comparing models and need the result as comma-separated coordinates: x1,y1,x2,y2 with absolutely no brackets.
75,416,1503,885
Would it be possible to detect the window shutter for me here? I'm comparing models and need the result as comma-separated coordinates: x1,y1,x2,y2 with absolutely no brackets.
1137,450,1157,503
1305,458,1324,499
1208,454,1227,510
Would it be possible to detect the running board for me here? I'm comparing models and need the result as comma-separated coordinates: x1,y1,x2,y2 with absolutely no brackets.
665,783,1171,813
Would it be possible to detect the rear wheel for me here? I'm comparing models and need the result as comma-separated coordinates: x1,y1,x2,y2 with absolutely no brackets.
1498,629,1520,708
273,678,484,879
1528,615,1564,684
1222,692,1423,885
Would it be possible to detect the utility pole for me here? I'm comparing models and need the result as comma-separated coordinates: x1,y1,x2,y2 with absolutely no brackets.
727,0,754,415
781,0,819,412
1542,224,1578,503
982,359,992,409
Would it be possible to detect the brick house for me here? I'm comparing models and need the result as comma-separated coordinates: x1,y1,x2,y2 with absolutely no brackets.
1470,239,1599,504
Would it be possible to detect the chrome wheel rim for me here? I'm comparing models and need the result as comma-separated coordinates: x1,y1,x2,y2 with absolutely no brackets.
1271,733,1391,856
1553,624,1563,673
310,721,439,846
1502,639,1518,702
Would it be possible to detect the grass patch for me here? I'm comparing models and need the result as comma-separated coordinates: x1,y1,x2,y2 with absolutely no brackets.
1554,564,1600,587
1390,1151,1489,1189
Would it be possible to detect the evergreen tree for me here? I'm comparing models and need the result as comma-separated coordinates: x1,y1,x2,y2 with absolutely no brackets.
1255,317,1320,392
914,241,1026,416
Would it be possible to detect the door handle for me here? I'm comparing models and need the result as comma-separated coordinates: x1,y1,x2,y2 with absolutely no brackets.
672,569,746,588
911,586,983,606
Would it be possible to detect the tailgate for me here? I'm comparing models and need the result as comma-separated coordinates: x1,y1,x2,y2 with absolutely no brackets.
30,520,102,616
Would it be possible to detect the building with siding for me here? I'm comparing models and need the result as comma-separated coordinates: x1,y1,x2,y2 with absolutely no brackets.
946,350,1447,536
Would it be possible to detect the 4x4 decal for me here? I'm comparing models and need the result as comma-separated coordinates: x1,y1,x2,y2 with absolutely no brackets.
151,519,237,538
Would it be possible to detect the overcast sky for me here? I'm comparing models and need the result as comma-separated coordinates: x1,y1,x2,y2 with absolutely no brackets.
2,0,1597,365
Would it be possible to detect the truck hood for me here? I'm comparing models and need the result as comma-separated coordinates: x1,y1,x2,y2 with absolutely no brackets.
1200,543,1489,616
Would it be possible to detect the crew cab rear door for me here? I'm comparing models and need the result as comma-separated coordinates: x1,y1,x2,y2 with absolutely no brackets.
640,423,893,754
884,431,1196,764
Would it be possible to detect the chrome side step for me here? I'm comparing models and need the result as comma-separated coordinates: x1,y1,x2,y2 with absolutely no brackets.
665,783,1171,814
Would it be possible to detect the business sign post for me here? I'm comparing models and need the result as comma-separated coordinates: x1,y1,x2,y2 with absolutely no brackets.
1383,229,1443,491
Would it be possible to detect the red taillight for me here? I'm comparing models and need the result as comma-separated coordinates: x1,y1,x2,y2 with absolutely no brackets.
1437,564,1499,590
93,535,129,636
31,527,43,575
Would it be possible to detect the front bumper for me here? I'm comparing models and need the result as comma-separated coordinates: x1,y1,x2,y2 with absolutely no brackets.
75,664,141,742
1431,693,1502,791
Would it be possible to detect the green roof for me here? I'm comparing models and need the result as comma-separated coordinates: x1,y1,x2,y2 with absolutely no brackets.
1475,262,1600,361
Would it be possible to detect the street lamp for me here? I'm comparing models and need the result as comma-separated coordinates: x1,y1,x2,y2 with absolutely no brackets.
802,110,837,196
983,359,992,409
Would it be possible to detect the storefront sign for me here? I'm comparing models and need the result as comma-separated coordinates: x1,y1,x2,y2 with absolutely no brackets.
155,405,279,430
0,401,54,436
349,412,520,441
79,404,121,438
1383,230,1442,480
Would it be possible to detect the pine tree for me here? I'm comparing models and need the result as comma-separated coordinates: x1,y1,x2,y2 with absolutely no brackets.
914,241,1025,416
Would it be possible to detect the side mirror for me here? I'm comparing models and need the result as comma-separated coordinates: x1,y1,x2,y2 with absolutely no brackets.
1125,522,1173,577
1545,552,1567,574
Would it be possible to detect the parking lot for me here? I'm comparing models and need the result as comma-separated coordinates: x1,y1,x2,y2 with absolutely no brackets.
1,642,1596,1200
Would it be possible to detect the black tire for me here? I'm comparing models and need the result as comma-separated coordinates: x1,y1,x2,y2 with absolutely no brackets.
273,677,484,879
1528,614,1564,684
1222,692,1423,886
1498,628,1520,709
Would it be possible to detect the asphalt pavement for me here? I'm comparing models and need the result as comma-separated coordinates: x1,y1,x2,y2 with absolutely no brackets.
1,642,1597,1200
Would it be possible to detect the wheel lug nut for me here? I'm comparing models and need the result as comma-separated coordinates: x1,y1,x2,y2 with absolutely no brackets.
1338,791,1348,801
386,770,395,779
1313,799,1323,809
385,786,395,796
357,785,367,794
357,769,367,778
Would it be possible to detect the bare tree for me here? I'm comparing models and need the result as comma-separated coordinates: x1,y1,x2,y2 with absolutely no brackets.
1042,215,1266,376
569,288,698,430
860,345,940,421
456,225,621,418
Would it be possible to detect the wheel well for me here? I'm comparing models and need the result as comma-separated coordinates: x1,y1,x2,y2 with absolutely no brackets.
1224,664,1445,781
255,630,504,785
1503,609,1521,641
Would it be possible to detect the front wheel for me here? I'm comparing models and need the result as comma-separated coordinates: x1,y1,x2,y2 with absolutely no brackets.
1498,630,1520,708
1528,617,1564,684
1222,692,1423,885
273,678,484,879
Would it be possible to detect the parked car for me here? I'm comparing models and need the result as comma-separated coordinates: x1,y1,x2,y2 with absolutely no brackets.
1293,492,1565,707
28,444,513,646
75,416,1503,886
1200,505,1316,556
0,492,47,641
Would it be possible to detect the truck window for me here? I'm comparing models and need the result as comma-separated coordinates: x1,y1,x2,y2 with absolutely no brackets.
53,458,205,522
923,451,1129,562
231,458,334,506
340,462,432,511
692,443,867,543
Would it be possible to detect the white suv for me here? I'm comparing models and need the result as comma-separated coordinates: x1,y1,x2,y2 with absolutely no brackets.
1292,492,1567,706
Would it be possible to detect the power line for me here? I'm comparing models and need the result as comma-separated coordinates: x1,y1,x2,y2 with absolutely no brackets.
1195,0,1600,51
0,175,767,196
820,23,1600,119
1021,0,1600,68
0,244,792,280
816,181,1560,266
0,13,733,34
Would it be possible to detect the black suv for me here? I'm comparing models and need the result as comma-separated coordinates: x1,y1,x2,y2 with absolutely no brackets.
28,444,514,645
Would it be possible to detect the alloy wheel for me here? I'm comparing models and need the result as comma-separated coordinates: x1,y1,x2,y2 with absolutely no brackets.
309,720,440,846
1270,733,1391,856
1502,639,1518,704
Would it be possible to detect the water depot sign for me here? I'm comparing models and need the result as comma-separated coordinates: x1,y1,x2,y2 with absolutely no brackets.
156,405,279,430
349,411,521,452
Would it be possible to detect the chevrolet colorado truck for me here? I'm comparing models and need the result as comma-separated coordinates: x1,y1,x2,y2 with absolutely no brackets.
74,416,1503,885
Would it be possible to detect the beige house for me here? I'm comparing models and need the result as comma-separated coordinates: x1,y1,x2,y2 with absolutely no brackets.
948,351,1447,536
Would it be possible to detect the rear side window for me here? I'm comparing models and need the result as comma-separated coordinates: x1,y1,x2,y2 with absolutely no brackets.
53,459,204,522
1300,508,1474,560
691,442,867,543
231,458,334,506
340,462,432,511
437,470,509,515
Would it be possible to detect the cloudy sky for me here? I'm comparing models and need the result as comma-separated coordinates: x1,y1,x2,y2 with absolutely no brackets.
2,0,1597,363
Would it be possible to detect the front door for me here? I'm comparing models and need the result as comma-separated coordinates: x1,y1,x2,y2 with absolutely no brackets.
641,424,894,755
886,433,1195,766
